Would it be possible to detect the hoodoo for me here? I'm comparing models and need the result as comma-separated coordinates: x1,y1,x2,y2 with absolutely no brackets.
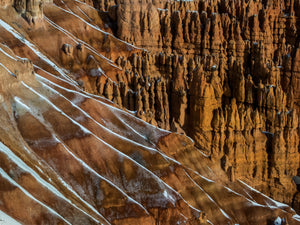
0,0,299,224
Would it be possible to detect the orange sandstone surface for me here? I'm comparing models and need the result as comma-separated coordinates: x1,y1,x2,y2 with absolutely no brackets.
0,0,299,224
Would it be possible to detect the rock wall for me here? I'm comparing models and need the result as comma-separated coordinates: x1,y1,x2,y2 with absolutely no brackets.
0,0,53,23
1,0,300,222
76,0,300,205
0,0,13,8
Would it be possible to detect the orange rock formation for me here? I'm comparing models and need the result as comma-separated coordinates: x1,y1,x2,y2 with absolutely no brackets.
0,0,299,224
82,0,300,206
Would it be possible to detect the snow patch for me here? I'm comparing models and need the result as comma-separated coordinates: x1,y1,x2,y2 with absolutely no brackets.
292,214,300,221
0,210,22,225
274,217,285,225
163,189,176,206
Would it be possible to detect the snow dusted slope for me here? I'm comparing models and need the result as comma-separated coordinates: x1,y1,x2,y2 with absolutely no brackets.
0,1,299,225
0,210,22,225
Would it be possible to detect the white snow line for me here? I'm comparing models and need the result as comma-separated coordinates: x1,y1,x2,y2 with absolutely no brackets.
185,168,215,185
33,67,152,132
223,186,245,198
39,78,149,145
0,19,76,85
33,70,179,169
36,74,180,166
199,175,214,183
0,62,15,77
18,82,150,215
59,0,72,11
293,214,300,222
34,65,164,134
14,96,31,110
207,219,214,225
76,5,94,23
222,185,264,208
0,111,103,224
44,16,78,43
13,97,111,225
184,170,232,220
45,15,116,78
55,135,150,216
33,64,82,91
43,16,118,80
1,104,34,157
50,4,119,67
0,209,22,225
35,70,181,171
70,0,146,52
241,187,256,201
0,46,17,61
21,80,198,214
116,116,179,164
32,77,178,177
53,2,146,52
238,180,290,209
0,168,72,225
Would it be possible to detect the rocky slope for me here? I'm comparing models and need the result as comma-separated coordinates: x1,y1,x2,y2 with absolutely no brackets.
71,0,300,206
0,0,299,224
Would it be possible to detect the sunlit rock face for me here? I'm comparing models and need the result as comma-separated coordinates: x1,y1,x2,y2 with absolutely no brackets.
0,0,299,224
11,0,53,22
79,0,300,207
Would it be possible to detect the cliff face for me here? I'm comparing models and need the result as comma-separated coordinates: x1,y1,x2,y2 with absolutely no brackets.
0,0,300,224
74,0,300,206
0,38,299,225
12,0,53,23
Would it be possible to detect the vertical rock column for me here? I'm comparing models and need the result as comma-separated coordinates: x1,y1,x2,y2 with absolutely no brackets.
14,0,53,23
